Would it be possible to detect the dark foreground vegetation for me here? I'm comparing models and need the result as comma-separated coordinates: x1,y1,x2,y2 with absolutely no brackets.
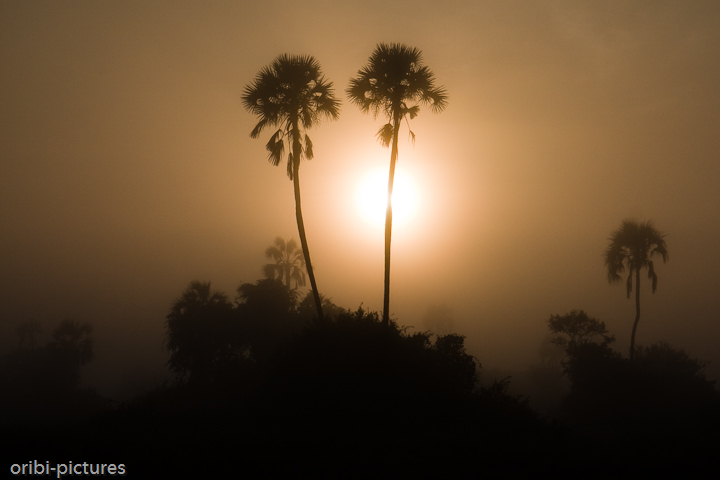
2,282,718,478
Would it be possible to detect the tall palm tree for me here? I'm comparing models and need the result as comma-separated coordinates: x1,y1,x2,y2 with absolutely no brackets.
263,236,306,289
243,54,340,321
348,43,448,326
604,219,668,364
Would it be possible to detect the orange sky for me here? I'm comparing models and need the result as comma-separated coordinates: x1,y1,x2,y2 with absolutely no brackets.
1,1,719,397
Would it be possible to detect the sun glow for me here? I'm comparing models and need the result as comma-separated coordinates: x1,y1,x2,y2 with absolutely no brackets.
355,168,420,228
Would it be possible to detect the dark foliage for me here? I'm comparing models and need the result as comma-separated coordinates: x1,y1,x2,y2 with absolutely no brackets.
297,291,347,322
6,285,718,477
0,319,105,426
545,310,719,474
165,281,243,381
267,306,479,404
632,342,718,413
548,310,615,351
165,278,309,381
236,278,303,361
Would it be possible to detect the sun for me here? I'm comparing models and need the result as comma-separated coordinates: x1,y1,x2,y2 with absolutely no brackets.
355,168,420,228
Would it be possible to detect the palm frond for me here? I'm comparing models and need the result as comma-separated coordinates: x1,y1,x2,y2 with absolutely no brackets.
305,134,314,160
425,86,449,113
626,273,633,298
286,152,293,179
265,129,285,166
291,268,307,288
648,261,659,293
376,123,394,148
405,105,420,119
265,246,282,260
250,118,269,139
311,77,341,122
286,238,299,256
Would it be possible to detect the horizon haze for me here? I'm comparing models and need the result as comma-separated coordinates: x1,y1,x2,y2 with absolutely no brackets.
2,0,719,400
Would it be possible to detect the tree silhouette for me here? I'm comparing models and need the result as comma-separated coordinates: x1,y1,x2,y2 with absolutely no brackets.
263,237,306,289
547,310,616,384
236,278,301,361
348,43,447,326
243,55,340,322
547,310,615,352
604,219,668,364
165,281,238,381
2,319,104,424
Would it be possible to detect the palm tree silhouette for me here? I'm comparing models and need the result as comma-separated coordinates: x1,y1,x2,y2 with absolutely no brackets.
348,43,447,326
243,55,340,321
604,219,668,364
263,237,306,289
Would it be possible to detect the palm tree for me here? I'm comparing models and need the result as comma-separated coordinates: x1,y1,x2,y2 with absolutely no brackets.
604,219,668,364
263,237,306,289
348,43,448,326
243,54,340,321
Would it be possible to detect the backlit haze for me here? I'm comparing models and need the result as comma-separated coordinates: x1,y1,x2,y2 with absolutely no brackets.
2,0,719,400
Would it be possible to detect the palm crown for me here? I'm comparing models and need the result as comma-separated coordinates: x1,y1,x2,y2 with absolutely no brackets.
263,237,306,289
347,43,447,146
242,54,340,179
604,219,668,298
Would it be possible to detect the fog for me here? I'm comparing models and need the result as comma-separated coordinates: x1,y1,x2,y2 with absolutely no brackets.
2,0,719,402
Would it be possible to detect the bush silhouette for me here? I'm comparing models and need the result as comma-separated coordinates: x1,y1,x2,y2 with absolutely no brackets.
0,319,105,425
267,306,478,406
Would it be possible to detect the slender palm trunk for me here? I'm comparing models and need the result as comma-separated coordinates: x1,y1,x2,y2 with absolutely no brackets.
291,122,324,321
383,113,401,327
630,269,640,365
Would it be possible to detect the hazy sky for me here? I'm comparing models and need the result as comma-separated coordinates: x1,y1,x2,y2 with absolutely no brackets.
2,0,719,397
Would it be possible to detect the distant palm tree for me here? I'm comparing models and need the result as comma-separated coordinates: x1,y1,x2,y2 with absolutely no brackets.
348,43,447,326
604,219,668,364
263,237,306,289
243,54,340,321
